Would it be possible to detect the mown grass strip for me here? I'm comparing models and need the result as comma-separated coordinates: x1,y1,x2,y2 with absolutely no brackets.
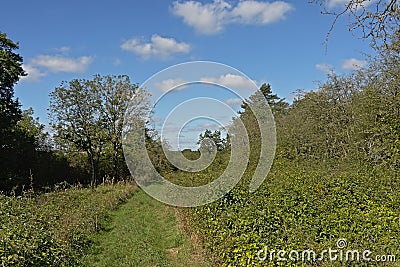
83,189,209,267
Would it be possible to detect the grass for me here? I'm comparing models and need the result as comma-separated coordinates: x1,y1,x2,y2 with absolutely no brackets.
83,189,210,267
0,181,137,266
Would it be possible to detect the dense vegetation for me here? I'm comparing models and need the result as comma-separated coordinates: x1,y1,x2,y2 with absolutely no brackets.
167,32,400,266
0,1,399,265
0,181,136,266
0,32,89,193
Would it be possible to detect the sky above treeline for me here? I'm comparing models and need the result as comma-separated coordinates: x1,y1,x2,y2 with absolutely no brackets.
1,0,375,149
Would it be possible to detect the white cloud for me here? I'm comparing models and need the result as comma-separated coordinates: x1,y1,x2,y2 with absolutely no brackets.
316,63,334,74
31,55,93,73
225,98,243,106
327,0,374,8
54,46,71,54
154,78,188,92
231,1,293,24
20,64,47,82
121,35,190,59
200,74,257,90
171,0,293,34
183,122,224,132
341,58,367,70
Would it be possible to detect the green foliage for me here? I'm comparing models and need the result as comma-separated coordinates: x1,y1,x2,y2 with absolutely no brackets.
0,181,136,266
277,74,356,160
0,107,86,193
0,32,25,134
184,160,400,266
197,129,229,152
277,34,399,168
0,32,25,188
49,74,148,184
172,56,400,266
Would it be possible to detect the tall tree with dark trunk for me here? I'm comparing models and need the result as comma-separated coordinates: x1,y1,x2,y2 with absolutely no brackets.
49,75,147,185
50,78,105,185
93,74,140,180
0,32,26,183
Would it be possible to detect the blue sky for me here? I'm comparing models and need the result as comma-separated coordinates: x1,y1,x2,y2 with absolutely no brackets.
1,0,374,149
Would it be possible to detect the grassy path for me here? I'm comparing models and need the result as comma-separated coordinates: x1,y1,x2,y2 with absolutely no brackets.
83,189,209,267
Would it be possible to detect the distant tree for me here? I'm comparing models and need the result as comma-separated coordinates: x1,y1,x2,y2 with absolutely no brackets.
197,129,228,152
241,83,288,116
17,108,52,152
259,83,289,115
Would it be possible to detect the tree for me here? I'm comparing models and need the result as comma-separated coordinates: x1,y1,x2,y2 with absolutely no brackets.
277,74,357,160
0,32,26,185
0,32,25,135
1,33,26,141
259,83,289,115
49,75,148,185
94,74,140,179
311,0,399,47
351,33,400,166
197,129,228,152
49,78,104,185
17,108,52,152
241,83,288,116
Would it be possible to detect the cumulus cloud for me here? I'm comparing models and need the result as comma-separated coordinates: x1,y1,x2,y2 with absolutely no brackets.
20,64,47,82
341,58,367,70
316,63,334,74
171,0,293,34
183,121,224,132
200,74,257,90
121,35,190,59
225,98,243,106
154,78,188,92
31,55,93,73
21,54,92,82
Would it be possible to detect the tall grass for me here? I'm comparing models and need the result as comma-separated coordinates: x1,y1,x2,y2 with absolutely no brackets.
0,180,136,266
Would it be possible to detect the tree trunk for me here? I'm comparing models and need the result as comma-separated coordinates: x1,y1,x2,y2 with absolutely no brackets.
88,151,96,187
112,142,118,180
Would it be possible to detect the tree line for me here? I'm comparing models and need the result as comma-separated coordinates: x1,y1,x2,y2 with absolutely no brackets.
231,31,399,170
0,32,159,193
1,0,398,192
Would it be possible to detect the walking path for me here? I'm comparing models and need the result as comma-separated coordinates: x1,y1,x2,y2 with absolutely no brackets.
83,189,209,267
